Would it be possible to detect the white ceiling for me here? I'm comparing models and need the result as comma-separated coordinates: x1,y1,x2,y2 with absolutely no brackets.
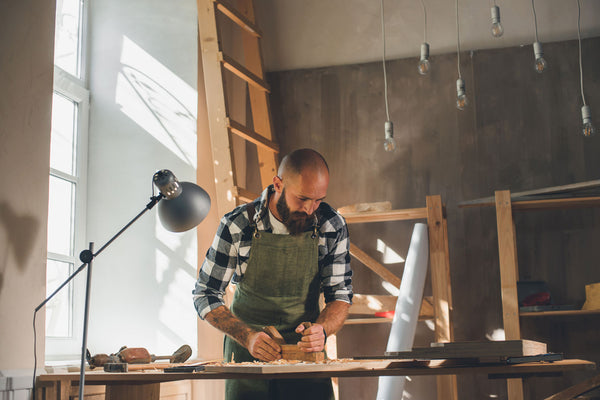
255,0,600,72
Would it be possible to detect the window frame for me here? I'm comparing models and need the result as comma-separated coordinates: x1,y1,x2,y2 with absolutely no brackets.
46,0,90,361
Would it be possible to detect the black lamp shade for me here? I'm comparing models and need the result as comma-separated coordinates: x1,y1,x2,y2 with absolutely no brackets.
157,181,211,232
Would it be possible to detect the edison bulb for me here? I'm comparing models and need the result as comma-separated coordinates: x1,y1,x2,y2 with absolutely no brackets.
456,79,468,111
418,42,430,75
581,105,596,137
384,120,396,152
533,42,547,74
490,6,504,37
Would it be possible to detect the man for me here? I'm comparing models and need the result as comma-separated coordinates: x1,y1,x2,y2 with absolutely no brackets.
193,148,353,400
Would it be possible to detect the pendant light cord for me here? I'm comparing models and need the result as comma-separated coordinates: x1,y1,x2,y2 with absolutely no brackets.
577,0,587,106
531,0,539,42
455,0,462,78
381,0,390,121
420,0,427,43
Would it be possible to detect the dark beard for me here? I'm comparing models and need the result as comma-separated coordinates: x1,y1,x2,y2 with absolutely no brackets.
275,188,314,235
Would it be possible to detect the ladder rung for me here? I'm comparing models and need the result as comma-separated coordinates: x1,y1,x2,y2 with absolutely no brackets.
214,0,262,38
234,186,260,203
227,118,279,153
219,52,270,92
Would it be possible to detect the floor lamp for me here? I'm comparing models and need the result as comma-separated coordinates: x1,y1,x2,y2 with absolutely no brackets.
34,169,211,400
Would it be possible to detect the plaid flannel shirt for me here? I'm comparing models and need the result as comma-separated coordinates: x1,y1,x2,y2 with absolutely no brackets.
193,185,353,319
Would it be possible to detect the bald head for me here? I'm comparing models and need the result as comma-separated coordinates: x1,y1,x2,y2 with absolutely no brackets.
278,148,329,180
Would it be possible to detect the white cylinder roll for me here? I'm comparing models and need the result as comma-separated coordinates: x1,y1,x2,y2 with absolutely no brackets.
376,223,429,400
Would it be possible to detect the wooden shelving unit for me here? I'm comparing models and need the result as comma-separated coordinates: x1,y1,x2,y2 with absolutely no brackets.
459,181,600,400
341,195,458,400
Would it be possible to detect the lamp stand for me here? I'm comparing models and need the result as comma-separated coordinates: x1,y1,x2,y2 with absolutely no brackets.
35,194,163,398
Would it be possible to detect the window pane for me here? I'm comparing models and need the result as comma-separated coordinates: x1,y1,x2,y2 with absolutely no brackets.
50,93,77,175
47,176,75,255
54,0,83,76
46,259,73,337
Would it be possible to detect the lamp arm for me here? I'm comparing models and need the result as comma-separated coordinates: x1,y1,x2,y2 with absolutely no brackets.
35,194,163,312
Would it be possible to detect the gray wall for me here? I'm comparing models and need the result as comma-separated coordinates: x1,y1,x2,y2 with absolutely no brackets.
268,37,600,399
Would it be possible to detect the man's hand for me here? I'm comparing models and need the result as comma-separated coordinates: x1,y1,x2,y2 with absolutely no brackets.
295,323,326,352
247,331,282,361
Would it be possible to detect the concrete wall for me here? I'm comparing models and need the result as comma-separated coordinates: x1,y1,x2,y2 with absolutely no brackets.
268,37,600,399
0,0,55,396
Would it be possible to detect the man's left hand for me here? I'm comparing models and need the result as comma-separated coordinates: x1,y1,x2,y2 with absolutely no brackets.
295,322,325,352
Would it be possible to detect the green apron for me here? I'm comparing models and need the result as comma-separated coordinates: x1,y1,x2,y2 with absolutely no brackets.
224,214,334,400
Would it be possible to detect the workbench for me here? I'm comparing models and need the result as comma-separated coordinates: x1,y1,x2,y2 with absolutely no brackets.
35,358,595,400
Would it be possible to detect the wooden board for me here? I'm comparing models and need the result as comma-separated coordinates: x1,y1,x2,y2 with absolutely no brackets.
203,359,393,374
384,340,547,359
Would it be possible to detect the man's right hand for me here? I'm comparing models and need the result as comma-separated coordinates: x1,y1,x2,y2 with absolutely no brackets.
247,331,282,362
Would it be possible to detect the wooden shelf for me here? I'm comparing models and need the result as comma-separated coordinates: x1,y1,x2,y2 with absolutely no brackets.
340,208,428,224
520,309,600,317
459,196,600,211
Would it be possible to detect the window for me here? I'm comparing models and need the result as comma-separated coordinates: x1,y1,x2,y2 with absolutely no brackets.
46,0,88,360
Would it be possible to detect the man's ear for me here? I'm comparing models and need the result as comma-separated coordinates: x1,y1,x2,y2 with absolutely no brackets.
273,175,283,192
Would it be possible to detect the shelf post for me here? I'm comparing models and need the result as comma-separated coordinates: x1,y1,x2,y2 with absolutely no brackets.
426,195,458,400
494,190,524,400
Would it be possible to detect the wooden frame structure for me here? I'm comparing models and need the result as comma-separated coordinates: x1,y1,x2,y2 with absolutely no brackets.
459,182,600,399
341,195,458,400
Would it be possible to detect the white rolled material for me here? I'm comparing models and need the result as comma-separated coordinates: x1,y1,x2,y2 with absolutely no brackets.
376,223,429,400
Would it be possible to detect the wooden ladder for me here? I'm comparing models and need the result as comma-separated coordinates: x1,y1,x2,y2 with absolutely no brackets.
198,0,279,215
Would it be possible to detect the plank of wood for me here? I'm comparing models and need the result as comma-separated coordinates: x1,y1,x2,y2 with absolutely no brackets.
218,52,270,92
227,118,279,153
203,359,393,374
495,191,521,340
341,208,428,224
458,180,600,208
214,0,262,37
384,340,547,360
280,345,325,362
349,243,401,288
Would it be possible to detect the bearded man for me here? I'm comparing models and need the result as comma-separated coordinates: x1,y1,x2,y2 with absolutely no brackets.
193,148,353,400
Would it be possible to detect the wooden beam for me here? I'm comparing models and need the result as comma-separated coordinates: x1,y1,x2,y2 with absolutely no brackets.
495,190,524,400
198,0,237,217
233,186,259,203
341,208,428,224
349,243,401,288
219,52,270,92
227,118,279,153
545,373,600,400
237,0,279,190
426,195,458,400
214,0,262,37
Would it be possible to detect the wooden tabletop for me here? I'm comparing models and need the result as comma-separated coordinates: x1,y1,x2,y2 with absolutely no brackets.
36,359,596,384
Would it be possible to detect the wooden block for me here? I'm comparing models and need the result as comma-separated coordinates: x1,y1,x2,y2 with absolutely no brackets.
281,344,325,362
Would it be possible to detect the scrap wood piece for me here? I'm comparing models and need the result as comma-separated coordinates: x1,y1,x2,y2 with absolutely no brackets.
544,373,600,400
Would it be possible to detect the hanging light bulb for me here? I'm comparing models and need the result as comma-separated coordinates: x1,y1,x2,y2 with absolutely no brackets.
533,41,547,73
417,0,430,75
384,121,396,152
418,43,430,75
456,79,468,110
490,5,504,37
581,106,596,138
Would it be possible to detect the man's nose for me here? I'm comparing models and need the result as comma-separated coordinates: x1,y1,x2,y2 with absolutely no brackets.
304,201,317,215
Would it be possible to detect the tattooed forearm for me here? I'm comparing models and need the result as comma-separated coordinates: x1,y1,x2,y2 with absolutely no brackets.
205,305,254,347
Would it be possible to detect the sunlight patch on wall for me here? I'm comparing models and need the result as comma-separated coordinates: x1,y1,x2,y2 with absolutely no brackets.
376,238,405,264
116,36,197,168
158,268,197,347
